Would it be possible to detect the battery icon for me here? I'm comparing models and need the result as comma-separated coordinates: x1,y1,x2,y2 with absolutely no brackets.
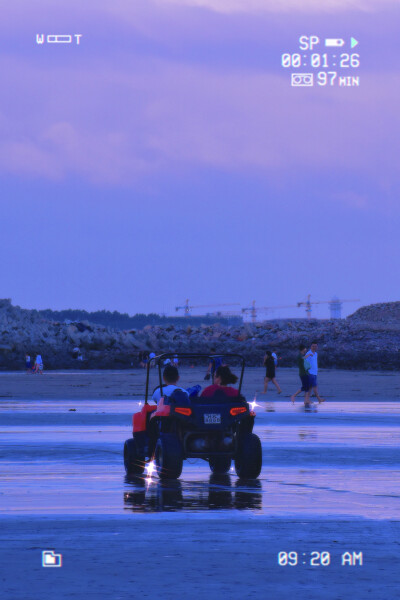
325,38,345,47
325,38,345,48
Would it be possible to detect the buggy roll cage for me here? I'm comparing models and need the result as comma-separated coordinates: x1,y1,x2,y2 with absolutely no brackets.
144,353,246,404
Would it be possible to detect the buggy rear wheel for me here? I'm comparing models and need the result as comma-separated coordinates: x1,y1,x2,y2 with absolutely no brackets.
124,438,145,476
155,434,183,480
234,433,262,479
209,456,232,474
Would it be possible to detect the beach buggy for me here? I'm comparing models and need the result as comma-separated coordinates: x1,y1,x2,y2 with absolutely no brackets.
123,353,262,479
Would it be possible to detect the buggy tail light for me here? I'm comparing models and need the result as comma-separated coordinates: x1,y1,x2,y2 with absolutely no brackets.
175,407,192,416
230,407,247,416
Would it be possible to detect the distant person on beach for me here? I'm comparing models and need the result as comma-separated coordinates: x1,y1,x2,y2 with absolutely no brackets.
152,365,188,404
204,355,225,381
33,354,43,374
72,347,83,361
271,351,278,367
262,350,282,395
149,351,156,367
139,351,149,368
201,365,239,397
25,353,31,373
290,344,311,405
305,342,325,403
173,354,179,367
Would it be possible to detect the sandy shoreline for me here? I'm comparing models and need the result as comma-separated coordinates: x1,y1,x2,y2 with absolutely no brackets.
1,367,400,401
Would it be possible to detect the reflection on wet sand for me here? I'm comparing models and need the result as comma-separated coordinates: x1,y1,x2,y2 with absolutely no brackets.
298,429,318,441
2,399,400,517
124,475,262,512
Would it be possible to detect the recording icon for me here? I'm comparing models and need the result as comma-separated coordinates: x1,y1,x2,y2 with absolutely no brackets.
291,73,314,87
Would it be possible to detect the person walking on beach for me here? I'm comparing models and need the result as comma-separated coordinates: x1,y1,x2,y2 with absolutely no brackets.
139,351,149,368
33,354,43,374
204,355,225,381
290,344,311,405
25,353,32,373
305,341,325,403
271,351,278,367
262,350,282,395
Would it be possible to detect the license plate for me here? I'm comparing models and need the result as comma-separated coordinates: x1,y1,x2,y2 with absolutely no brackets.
204,413,221,424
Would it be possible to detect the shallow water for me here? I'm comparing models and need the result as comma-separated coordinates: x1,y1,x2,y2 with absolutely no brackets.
1,399,399,518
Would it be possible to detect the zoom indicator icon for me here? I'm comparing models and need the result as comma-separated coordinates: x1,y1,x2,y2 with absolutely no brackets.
291,73,314,87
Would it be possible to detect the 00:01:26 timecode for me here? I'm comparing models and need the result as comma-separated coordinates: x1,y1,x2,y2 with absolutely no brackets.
281,53,360,68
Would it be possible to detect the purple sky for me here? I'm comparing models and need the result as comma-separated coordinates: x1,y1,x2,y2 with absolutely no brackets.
1,0,399,319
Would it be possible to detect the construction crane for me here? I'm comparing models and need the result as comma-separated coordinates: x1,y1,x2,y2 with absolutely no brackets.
297,295,360,319
242,300,298,324
175,299,240,317
242,297,361,322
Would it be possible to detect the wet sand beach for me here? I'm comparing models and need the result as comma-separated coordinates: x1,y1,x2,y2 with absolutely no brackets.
1,367,400,599
1,366,400,401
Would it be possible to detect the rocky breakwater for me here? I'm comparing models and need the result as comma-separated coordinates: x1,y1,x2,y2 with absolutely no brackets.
1,299,400,370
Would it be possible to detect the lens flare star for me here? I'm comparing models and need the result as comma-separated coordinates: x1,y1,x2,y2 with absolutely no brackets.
249,394,262,412
145,460,156,486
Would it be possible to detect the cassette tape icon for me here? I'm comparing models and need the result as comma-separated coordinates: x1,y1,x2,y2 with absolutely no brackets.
291,73,314,87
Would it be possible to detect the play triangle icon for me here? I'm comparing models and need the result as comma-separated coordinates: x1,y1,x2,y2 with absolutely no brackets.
351,37,359,48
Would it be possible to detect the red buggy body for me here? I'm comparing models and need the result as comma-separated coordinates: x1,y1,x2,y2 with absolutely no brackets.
124,354,262,479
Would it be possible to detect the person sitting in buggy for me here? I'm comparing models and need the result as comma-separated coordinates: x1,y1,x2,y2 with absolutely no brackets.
152,364,188,404
201,365,239,398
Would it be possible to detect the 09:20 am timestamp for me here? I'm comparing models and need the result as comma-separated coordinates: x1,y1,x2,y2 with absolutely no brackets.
278,551,363,566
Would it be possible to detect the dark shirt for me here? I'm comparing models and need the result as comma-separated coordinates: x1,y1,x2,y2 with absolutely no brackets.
209,356,224,375
264,356,276,379
297,353,307,376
